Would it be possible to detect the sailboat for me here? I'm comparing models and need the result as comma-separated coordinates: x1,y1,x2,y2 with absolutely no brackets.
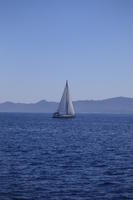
53,81,75,118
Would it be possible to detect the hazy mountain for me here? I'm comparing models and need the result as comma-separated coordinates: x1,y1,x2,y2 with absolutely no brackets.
74,97,133,114
0,97,133,114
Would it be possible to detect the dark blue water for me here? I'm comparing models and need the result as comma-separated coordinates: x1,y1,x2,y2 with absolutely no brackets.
0,113,133,200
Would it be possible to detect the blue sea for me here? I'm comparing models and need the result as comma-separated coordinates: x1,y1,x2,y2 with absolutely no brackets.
0,113,133,200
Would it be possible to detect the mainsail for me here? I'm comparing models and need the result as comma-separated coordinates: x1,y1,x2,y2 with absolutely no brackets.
57,81,75,116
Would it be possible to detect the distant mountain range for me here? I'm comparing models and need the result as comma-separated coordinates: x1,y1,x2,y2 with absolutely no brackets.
0,97,133,114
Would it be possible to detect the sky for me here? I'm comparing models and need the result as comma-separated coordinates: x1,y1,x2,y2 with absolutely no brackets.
0,0,133,103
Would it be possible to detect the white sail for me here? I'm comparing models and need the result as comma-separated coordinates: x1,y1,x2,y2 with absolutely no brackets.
57,81,75,116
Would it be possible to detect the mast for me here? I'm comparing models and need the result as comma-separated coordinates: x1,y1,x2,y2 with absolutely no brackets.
66,80,69,115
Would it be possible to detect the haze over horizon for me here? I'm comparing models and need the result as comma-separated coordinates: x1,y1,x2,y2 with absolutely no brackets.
1,96,133,104
0,0,133,103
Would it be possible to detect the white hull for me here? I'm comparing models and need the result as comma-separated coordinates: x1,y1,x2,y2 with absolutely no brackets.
53,112,75,118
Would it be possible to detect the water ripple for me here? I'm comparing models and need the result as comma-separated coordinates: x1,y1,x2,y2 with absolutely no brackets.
0,113,133,199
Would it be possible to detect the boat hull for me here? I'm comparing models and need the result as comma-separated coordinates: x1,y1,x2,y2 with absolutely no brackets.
53,113,75,118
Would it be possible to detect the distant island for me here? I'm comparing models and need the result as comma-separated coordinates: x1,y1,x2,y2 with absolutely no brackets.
0,97,133,114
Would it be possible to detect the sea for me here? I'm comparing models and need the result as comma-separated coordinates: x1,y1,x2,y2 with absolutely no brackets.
0,113,133,200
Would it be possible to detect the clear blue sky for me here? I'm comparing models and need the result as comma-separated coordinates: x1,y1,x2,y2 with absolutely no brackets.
0,0,133,102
